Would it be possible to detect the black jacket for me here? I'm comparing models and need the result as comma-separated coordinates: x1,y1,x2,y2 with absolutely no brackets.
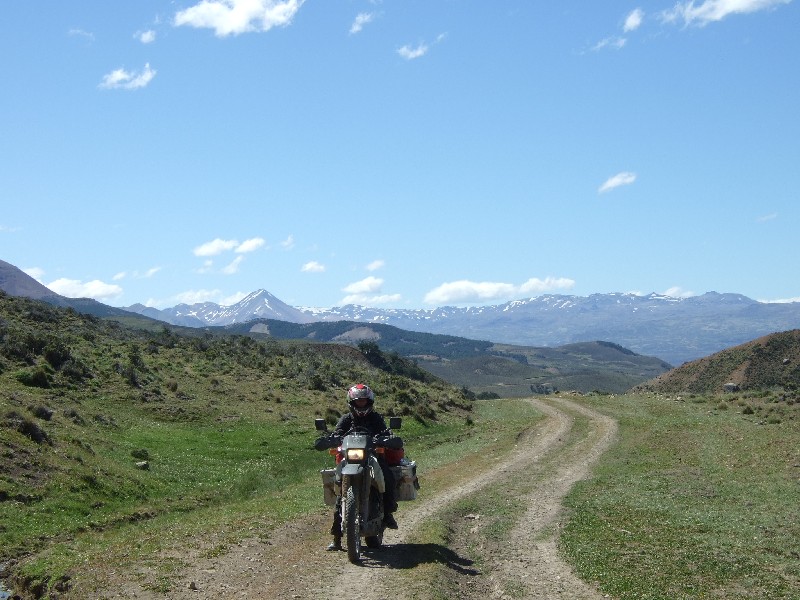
333,411,389,437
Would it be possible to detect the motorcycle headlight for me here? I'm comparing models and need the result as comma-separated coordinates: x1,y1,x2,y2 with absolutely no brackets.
346,448,365,462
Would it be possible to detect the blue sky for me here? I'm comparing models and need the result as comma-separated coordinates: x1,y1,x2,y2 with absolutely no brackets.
2,0,798,310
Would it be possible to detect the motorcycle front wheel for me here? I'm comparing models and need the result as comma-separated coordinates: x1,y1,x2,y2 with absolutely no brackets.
344,482,361,563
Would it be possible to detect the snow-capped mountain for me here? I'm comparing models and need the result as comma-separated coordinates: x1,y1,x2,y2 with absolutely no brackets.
126,289,316,328
5,257,795,366
124,289,800,366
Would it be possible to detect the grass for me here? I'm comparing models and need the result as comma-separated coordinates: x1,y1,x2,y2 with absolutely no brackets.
395,398,546,599
560,392,800,599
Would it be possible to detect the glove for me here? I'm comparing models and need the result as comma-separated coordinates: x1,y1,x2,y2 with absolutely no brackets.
314,436,332,451
374,435,403,449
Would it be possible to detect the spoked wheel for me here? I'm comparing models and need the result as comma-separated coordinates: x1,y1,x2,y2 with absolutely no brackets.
344,484,361,563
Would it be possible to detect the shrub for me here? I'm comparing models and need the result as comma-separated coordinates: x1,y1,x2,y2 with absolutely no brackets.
44,339,71,369
15,365,53,388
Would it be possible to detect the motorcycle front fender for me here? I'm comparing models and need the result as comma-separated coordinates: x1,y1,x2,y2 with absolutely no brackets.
341,462,364,476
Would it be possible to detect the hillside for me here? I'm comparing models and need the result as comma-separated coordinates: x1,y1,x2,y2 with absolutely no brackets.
0,291,472,594
635,329,800,395
223,319,672,394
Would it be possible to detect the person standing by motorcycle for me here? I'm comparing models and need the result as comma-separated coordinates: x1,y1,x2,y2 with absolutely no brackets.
317,383,398,551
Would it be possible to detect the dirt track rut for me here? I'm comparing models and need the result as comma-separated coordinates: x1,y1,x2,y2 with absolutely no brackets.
107,396,616,599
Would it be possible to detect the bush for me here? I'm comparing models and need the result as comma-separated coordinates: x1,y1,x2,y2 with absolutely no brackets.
15,365,53,388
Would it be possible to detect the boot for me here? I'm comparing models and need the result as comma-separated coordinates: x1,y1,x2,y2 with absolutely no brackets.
327,536,342,551
383,513,398,529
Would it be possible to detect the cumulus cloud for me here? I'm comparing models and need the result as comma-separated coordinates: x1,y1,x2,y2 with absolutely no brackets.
592,36,627,51
194,238,240,256
350,12,374,34
424,277,575,305
68,29,95,42
343,276,383,295
398,42,428,60
137,29,156,43
661,0,791,27
339,276,400,306
235,237,266,253
301,261,325,273
624,8,645,31
763,296,800,304
47,278,123,301
599,171,637,193
194,237,263,256
366,259,385,272
221,255,245,274
99,63,156,90
171,289,224,305
663,286,696,298
23,267,45,282
174,0,305,37
398,33,446,60
281,235,295,250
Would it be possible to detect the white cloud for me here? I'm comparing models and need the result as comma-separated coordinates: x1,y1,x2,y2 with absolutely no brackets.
301,261,326,273
99,63,156,90
599,171,637,193
171,289,223,305
398,42,428,60
113,271,127,281
23,267,45,282
221,255,245,274
174,0,305,37
624,8,645,31
137,29,156,44
235,237,265,253
663,286,696,298
424,276,576,305
143,266,162,278
343,276,383,295
339,276,399,305
350,12,374,34
68,29,94,42
196,259,214,274
47,278,123,300
281,235,295,250
340,293,402,306
519,277,576,295
398,32,447,60
194,238,239,256
756,212,778,222
762,296,800,304
366,259,385,272
661,0,791,27
592,36,627,51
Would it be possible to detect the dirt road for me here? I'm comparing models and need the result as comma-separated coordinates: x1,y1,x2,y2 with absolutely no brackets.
107,396,617,599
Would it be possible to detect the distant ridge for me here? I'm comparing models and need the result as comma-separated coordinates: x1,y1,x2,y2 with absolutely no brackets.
2,257,799,365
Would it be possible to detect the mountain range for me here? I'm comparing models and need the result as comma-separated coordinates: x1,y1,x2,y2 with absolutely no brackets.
2,258,799,365
127,288,800,365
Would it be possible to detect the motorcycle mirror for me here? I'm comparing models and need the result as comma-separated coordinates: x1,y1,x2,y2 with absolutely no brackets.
389,416,402,430
314,418,328,431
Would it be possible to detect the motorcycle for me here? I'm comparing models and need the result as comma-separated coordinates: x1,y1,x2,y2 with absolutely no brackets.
314,416,404,563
